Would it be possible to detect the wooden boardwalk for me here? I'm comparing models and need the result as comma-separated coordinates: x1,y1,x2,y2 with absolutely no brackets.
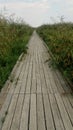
0,32,73,130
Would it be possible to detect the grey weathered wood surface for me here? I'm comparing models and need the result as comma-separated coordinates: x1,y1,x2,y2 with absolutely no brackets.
0,31,73,130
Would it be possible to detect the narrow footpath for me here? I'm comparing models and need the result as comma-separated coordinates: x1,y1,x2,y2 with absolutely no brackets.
0,31,73,130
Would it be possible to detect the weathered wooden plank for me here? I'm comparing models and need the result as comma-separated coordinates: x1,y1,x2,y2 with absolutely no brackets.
62,94,73,124
13,59,24,83
40,43,56,94
68,94,73,108
43,62,53,93
37,94,46,130
14,56,29,94
52,70,65,94
20,56,30,93
55,93,73,130
0,57,25,129
0,93,13,130
38,52,47,94
48,68,59,93
14,56,28,94
36,50,42,93
2,94,18,130
49,94,65,130
36,69,42,93
25,57,32,93
31,57,36,93
29,94,37,130
43,94,55,130
20,94,30,130
11,95,24,130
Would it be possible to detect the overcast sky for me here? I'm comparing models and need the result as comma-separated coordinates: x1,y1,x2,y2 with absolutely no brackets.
0,0,73,27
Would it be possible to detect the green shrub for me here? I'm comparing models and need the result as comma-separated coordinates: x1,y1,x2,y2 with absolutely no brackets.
0,15,33,90
37,23,73,82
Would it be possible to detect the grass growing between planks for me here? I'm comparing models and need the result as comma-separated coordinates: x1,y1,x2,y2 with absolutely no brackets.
0,15,33,91
37,23,73,83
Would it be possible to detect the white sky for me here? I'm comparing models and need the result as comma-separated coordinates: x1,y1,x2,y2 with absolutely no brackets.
0,0,73,27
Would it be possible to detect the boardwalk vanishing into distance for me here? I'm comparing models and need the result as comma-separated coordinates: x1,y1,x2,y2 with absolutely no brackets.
0,31,73,130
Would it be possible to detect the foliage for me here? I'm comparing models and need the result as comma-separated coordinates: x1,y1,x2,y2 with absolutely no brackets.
0,15,33,90
37,23,73,83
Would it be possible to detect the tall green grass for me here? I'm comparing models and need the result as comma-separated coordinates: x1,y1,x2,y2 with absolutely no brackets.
37,23,73,83
0,15,33,90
